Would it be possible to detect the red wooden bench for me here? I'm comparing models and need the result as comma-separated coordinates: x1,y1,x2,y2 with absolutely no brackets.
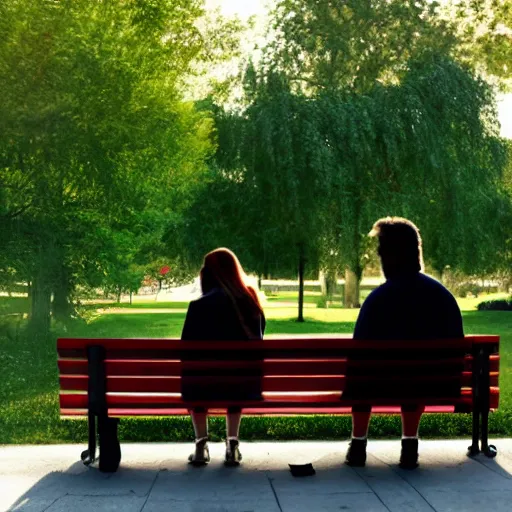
57,334,500,470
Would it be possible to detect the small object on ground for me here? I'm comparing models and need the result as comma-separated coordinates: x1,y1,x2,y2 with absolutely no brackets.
289,463,316,477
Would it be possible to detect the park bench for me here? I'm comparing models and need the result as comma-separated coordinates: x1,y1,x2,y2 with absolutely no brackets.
57,335,500,471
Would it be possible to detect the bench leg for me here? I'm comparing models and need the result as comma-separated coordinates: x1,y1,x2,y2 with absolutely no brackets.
481,408,498,458
81,411,97,466
468,408,481,456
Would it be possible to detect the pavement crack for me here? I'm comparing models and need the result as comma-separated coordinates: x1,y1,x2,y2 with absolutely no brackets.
41,497,61,512
370,453,437,512
139,470,160,512
349,465,392,512
266,472,283,512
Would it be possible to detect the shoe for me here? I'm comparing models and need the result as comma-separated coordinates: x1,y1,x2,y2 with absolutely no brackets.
224,439,242,466
399,439,419,469
345,438,367,467
188,437,210,466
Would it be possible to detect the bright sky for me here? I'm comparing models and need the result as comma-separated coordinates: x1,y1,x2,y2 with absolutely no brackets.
206,0,268,18
207,0,511,138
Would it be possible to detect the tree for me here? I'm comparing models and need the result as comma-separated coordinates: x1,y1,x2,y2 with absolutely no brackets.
262,1,510,305
0,0,232,332
447,0,512,89
266,0,457,94
239,72,331,320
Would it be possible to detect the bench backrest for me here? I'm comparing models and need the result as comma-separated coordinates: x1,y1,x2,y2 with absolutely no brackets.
57,335,499,417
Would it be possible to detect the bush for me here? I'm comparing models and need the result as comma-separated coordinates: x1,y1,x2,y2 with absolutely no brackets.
477,298,512,311
316,296,328,308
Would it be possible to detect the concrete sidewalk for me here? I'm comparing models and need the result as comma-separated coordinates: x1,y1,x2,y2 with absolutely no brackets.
2,440,512,512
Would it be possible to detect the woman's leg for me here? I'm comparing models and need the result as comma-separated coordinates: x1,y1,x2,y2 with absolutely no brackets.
190,409,208,439
226,410,242,438
225,407,243,465
188,408,209,465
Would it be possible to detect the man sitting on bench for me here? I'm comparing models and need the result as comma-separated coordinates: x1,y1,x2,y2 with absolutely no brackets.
345,217,464,469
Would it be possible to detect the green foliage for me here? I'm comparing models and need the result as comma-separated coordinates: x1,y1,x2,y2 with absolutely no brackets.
448,0,512,90
267,0,457,94
0,0,240,329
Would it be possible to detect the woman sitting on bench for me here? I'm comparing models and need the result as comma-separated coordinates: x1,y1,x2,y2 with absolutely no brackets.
181,248,266,466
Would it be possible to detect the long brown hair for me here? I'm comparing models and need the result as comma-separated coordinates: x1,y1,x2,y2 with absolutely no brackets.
200,248,263,335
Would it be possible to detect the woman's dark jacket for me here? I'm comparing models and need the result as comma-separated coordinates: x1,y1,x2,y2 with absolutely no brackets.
181,288,265,402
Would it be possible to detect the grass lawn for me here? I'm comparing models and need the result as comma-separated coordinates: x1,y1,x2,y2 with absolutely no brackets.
0,293,511,444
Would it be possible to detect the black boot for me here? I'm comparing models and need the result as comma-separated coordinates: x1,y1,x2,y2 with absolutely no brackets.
98,417,121,473
345,438,367,467
399,438,419,469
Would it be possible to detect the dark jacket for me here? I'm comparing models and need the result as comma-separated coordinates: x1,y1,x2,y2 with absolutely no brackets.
354,273,463,340
180,288,266,402
181,288,265,341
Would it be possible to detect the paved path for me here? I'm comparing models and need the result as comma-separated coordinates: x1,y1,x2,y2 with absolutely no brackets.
2,440,512,511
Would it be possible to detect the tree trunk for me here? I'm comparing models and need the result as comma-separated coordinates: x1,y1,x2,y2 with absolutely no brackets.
297,247,305,322
344,268,361,308
117,287,122,304
28,275,52,334
52,267,73,323
258,275,262,290
130,291,133,305
320,270,336,303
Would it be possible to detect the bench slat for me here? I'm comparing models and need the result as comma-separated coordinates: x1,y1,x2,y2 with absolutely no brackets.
61,405,469,417
59,387,499,411
59,375,347,393
58,372,499,394
57,356,500,376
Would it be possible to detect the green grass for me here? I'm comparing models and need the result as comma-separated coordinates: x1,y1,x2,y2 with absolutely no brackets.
0,296,30,315
1,301,511,444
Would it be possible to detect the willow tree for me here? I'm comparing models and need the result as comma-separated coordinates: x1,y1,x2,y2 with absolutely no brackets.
380,56,508,279
237,72,333,321
263,0,462,306
313,54,508,302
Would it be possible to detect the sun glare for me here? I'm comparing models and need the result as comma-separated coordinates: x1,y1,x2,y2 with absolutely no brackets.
206,0,267,19
209,0,511,139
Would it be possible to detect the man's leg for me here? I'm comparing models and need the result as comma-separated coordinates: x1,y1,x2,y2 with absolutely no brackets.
346,406,371,466
401,406,424,438
352,409,372,438
400,405,424,469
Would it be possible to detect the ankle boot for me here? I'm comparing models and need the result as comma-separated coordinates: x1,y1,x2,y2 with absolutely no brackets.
400,438,419,469
345,438,367,467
